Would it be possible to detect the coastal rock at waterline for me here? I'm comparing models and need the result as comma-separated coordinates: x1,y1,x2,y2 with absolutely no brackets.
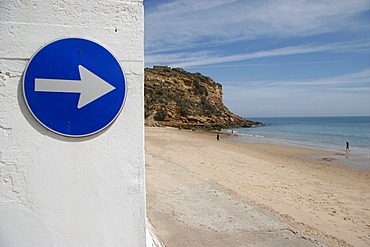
145,66,260,130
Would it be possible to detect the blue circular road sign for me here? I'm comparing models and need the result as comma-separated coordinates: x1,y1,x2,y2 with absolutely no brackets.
23,38,126,137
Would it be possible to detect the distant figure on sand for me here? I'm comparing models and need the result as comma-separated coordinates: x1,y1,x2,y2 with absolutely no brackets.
217,134,220,141
346,141,350,152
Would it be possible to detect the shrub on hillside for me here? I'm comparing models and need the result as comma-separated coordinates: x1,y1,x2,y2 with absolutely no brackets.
154,109,167,121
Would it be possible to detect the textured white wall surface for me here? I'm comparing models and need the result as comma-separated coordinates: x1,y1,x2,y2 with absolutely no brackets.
0,1,145,246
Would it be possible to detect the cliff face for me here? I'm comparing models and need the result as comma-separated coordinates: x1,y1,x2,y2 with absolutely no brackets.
144,66,259,129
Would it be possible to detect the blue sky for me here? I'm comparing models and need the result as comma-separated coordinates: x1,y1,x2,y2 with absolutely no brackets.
144,0,370,117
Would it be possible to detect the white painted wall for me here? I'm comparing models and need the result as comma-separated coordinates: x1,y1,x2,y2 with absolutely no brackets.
0,1,145,246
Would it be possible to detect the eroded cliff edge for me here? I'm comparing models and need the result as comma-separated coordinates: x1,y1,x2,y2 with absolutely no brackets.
145,66,261,130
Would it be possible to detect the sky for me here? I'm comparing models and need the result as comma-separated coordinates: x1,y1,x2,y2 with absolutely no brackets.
144,0,370,118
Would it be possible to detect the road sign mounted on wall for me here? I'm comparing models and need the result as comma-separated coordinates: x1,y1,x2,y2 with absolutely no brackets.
23,38,126,137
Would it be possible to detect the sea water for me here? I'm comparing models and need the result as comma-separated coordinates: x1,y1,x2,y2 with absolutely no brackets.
231,116,370,158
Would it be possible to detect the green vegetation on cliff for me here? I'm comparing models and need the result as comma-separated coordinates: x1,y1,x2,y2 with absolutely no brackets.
144,66,260,130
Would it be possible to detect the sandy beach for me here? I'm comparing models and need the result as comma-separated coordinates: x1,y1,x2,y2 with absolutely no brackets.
145,127,370,247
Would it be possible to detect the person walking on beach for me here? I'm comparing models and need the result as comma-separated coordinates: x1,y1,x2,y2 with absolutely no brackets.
346,141,350,152
216,134,220,141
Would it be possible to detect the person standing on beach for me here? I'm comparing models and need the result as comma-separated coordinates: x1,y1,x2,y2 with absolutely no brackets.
346,141,350,151
217,134,220,141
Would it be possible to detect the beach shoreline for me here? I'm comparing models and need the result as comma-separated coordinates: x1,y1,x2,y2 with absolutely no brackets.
222,131,370,172
225,116,370,161
145,127,370,247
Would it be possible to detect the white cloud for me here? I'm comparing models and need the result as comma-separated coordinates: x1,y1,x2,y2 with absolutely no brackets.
145,51,213,66
148,0,239,16
224,68,370,89
224,83,370,117
296,69,370,87
222,69,370,116
145,0,369,52
145,40,369,68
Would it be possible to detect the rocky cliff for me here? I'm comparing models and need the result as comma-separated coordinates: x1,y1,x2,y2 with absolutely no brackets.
144,66,260,130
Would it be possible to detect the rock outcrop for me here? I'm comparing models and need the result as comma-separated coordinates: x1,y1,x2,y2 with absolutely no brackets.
144,66,261,130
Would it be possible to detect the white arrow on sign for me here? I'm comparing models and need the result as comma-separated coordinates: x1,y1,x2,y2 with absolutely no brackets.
35,65,116,109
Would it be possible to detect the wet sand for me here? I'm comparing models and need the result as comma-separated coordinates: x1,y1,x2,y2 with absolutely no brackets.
145,127,370,247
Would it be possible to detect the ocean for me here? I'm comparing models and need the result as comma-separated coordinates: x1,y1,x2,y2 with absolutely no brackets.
230,116,370,158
